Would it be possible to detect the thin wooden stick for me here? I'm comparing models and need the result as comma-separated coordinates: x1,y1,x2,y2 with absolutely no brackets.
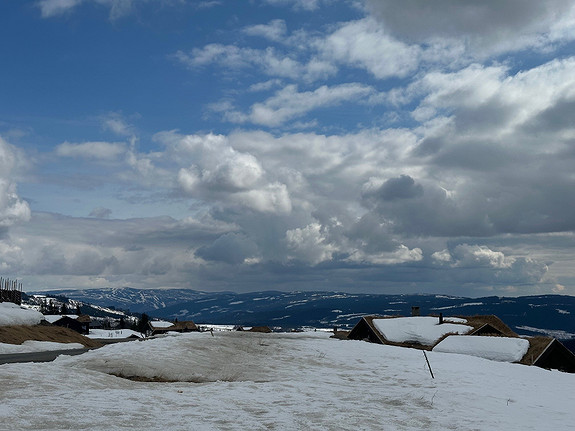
423,350,435,379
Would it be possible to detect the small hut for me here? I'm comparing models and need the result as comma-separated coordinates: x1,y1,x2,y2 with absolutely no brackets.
44,315,91,335
148,320,198,336
520,336,575,373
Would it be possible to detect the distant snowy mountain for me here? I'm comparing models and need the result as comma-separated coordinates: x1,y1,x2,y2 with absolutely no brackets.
32,288,575,345
31,287,210,313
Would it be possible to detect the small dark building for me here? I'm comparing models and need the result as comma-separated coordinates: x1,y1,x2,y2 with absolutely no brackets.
248,326,273,333
347,316,387,344
50,315,90,335
148,320,198,336
521,337,575,373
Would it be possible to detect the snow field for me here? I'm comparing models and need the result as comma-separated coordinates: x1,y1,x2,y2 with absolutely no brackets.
0,331,574,430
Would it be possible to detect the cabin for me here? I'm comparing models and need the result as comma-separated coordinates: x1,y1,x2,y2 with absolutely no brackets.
148,320,198,336
520,336,575,373
44,314,91,335
248,326,273,333
348,314,575,373
234,325,273,333
348,314,516,348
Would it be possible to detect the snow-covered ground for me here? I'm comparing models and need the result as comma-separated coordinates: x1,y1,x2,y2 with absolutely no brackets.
0,302,43,326
372,316,473,345
0,331,574,430
87,329,143,339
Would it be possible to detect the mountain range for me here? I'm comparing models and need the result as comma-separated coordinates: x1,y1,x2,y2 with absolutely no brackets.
33,288,575,345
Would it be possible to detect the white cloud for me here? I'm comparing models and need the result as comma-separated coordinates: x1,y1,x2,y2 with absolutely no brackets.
37,0,83,18
233,182,292,214
56,141,127,160
37,0,183,20
101,113,135,137
286,222,336,264
176,44,336,82
160,132,291,214
243,19,287,42
261,0,323,11
450,244,512,269
243,83,376,126
347,244,423,265
318,18,420,79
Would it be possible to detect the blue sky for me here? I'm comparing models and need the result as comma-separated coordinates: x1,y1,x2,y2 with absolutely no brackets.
2,0,575,297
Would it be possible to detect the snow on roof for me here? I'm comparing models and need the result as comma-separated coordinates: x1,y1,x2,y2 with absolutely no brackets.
443,317,467,324
372,316,473,345
149,321,175,328
433,335,530,363
43,314,80,324
0,302,44,326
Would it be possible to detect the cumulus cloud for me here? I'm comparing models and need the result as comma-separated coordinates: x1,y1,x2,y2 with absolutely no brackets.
430,244,548,286
286,223,336,264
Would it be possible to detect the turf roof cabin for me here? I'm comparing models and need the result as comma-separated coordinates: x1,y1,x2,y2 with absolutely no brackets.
148,320,198,336
348,314,575,373
348,314,513,349
519,336,575,373
44,314,91,335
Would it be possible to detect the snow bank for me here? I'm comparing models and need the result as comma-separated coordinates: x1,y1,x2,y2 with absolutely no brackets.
373,316,473,345
433,335,530,362
0,302,44,326
0,340,84,354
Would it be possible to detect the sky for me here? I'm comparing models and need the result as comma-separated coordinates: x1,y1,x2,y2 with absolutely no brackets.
1,0,575,297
